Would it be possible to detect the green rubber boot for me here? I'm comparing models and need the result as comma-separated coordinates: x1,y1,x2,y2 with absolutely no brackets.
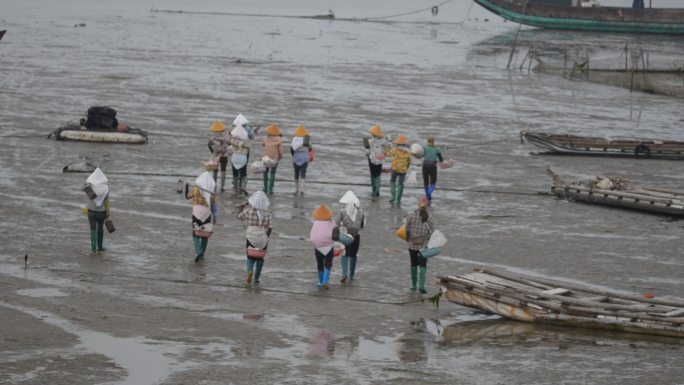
97,228,106,252
268,174,276,195
89,230,97,255
396,185,404,205
410,266,417,291
373,176,381,196
389,182,397,203
418,267,427,294
262,172,269,193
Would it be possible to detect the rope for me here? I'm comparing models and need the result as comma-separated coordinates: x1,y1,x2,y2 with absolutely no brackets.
361,0,456,21
458,0,476,25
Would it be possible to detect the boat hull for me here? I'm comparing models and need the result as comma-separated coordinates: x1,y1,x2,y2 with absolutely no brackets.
522,132,684,160
58,129,147,144
474,0,684,35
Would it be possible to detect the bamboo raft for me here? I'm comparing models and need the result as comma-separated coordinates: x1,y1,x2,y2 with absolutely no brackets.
438,269,684,338
547,167,684,217
521,131,684,159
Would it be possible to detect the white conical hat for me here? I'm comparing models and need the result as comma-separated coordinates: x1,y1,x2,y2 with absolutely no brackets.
233,113,249,127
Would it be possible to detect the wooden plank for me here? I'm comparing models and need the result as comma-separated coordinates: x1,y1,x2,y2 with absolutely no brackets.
541,288,571,296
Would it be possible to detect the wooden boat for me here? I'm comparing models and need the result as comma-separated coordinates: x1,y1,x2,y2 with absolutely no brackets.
474,0,684,35
438,269,684,338
521,131,684,159
547,167,684,216
49,124,148,144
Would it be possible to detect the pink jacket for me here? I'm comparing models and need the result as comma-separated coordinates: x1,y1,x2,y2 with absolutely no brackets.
309,220,337,248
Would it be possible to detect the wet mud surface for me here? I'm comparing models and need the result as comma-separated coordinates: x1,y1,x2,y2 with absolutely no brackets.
1,0,684,384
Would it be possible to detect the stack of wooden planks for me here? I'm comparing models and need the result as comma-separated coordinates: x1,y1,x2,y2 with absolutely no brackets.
438,269,684,338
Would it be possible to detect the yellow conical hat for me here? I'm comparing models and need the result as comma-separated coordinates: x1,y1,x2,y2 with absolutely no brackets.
293,125,310,137
210,120,226,132
394,134,409,145
265,124,281,136
368,125,383,138
312,204,333,221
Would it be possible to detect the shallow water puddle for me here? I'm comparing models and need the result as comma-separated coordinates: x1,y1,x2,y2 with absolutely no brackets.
0,301,197,385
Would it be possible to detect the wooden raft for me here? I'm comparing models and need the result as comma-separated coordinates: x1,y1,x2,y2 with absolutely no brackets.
522,131,684,159
438,269,684,338
547,167,684,217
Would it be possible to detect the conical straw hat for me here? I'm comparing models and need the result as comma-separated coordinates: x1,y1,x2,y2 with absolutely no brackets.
210,120,226,132
265,124,281,136
368,125,383,138
293,125,310,137
312,204,333,221
394,134,409,145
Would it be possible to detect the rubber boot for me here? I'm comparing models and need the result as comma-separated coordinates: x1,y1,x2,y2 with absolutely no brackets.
97,228,106,252
418,267,427,294
427,183,436,201
369,175,375,195
373,176,381,196
340,255,349,283
246,258,255,283
233,177,239,194
193,235,203,262
239,176,248,195
254,260,264,284
299,178,306,196
212,170,219,191
220,172,227,192
268,174,276,195
396,185,404,205
317,270,324,287
389,182,397,203
295,180,300,196
410,266,417,291
322,268,331,289
262,172,269,193
349,256,357,280
89,230,97,255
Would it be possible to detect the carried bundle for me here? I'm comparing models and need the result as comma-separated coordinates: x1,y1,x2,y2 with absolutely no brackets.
419,230,447,258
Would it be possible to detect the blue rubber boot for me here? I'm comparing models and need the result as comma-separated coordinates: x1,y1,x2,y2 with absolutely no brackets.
340,255,349,282
427,184,436,201
322,268,331,289
317,270,324,287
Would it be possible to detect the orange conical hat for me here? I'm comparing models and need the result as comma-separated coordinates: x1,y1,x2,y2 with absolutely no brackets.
265,124,281,136
210,120,226,132
394,134,409,145
312,204,333,221
368,125,383,138
293,125,310,137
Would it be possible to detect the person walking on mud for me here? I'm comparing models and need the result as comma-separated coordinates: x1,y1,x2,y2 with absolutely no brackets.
310,204,337,289
84,167,110,256
335,191,365,283
237,191,272,285
230,114,254,195
207,119,232,192
421,137,444,203
261,124,283,195
185,172,217,262
364,125,390,197
385,134,412,205
291,125,312,196
405,198,434,294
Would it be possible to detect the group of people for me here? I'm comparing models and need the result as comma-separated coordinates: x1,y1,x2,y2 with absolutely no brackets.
82,117,447,294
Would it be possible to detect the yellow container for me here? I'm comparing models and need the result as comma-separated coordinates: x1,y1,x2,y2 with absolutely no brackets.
81,207,88,215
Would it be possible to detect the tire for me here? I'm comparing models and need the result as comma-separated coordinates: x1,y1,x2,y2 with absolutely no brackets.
635,144,651,158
